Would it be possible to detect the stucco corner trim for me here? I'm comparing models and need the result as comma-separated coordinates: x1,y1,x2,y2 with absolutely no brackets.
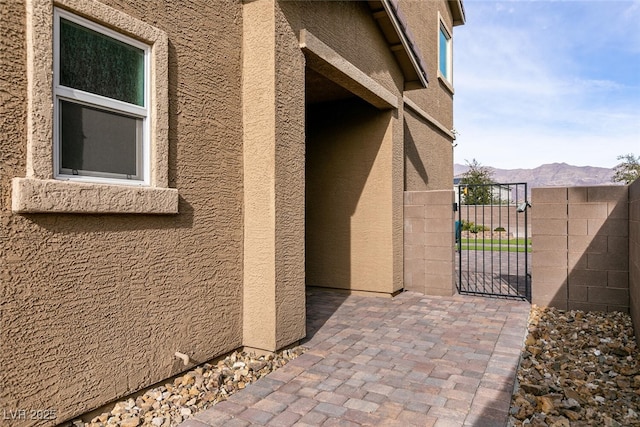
403,96,455,140
12,178,179,214
299,29,398,110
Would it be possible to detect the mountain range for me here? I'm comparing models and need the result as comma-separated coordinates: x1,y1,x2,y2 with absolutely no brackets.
454,162,618,189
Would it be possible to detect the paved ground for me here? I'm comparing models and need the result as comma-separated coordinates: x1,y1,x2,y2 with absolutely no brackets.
456,251,531,299
180,289,530,427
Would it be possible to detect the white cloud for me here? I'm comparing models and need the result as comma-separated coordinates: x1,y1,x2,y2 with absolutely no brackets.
452,0,640,169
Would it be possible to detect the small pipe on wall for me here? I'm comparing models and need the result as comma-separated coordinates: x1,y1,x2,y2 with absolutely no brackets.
174,351,190,366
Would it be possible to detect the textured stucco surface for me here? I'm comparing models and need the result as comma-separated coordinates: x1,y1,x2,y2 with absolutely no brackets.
300,29,398,110
1,0,459,422
400,0,455,130
280,1,404,98
242,0,306,353
284,1,404,295
399,0,456,193
2,0,244,423
12,178,179,214
404,108,454,191
306,99,400,294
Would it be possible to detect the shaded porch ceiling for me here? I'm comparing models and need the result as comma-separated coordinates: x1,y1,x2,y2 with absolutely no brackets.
305,68,356,105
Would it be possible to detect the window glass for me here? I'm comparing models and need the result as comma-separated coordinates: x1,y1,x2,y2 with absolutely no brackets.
60,100,140,177
439,27,449,79
60,18,145,106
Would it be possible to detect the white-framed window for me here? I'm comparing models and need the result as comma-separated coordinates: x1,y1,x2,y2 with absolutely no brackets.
53,8,150,185
13,0,177,214
438,21,452,83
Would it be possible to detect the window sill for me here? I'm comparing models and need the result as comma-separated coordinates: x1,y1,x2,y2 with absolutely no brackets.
437,73,455,95
12,178,179,214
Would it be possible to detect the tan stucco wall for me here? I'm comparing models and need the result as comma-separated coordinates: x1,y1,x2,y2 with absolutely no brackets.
1,0,244,423
404,108,454,191
242,0,306,353
400,0,455,129
1,0,455,420
399,0,456,193
306,99,402,294
279,1,404,98
280,1,404,295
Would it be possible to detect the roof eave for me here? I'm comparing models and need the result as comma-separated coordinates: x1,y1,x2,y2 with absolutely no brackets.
449,0,466,26
369,0,429,89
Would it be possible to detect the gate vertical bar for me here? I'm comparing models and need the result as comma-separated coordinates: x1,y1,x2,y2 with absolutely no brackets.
525,182,530,301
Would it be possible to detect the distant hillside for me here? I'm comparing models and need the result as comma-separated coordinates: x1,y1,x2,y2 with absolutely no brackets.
454,162,617,188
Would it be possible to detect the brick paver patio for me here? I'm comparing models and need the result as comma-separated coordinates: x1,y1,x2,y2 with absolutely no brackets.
180,288,530,426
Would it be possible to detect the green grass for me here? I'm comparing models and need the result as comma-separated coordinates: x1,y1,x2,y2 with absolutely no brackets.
457,238,532,253
458,244,531,253
460,238,531,245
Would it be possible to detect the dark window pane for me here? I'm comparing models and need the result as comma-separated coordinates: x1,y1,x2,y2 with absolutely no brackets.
60,18,144,106
60,100,140,177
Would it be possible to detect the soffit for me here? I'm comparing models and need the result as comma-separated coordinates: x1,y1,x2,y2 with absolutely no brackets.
449,0,467,26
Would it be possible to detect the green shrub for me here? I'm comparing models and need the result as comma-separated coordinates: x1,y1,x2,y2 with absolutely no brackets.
494,227,506,232
461,220,489,233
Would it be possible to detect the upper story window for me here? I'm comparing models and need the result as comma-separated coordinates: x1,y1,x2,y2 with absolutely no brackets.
54,8,150,184
438,22,452,83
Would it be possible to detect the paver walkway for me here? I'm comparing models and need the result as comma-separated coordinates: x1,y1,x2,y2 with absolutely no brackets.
181,289,530,427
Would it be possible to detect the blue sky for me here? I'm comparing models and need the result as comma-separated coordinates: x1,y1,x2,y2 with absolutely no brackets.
452,0,640,169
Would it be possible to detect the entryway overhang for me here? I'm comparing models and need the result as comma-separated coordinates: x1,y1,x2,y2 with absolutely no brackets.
299,29,398,110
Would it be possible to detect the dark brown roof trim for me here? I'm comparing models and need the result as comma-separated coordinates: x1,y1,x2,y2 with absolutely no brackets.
449,0,466,26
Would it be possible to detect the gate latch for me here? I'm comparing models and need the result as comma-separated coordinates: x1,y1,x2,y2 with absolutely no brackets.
517,201,531,213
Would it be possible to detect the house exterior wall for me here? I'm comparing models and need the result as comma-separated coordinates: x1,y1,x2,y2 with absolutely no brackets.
1,0,245,422
404,108,453,191
279,1,405,97
282,1,406,295
400,0,461,295
306,99,399,294
242,0,307,354
532,186,629,313
1,0,460,422
401,0,455,193
400,0,455,128
629,179,640,343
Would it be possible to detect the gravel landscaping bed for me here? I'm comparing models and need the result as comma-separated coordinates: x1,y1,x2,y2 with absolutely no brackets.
69,347,305,427
509,305,640,426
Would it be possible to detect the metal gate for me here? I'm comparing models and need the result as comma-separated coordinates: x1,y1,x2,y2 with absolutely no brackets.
455,182,531,301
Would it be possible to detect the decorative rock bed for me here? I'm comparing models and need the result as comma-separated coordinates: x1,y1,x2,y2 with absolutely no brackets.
509,306,639,426
69,347,306,427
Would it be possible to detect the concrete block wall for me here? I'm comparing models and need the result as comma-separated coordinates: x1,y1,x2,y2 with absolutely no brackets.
629,179,640,343
404,190,455,296
532,186,629,312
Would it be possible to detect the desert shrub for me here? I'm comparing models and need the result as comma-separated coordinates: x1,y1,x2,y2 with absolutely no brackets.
494,227,506,232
